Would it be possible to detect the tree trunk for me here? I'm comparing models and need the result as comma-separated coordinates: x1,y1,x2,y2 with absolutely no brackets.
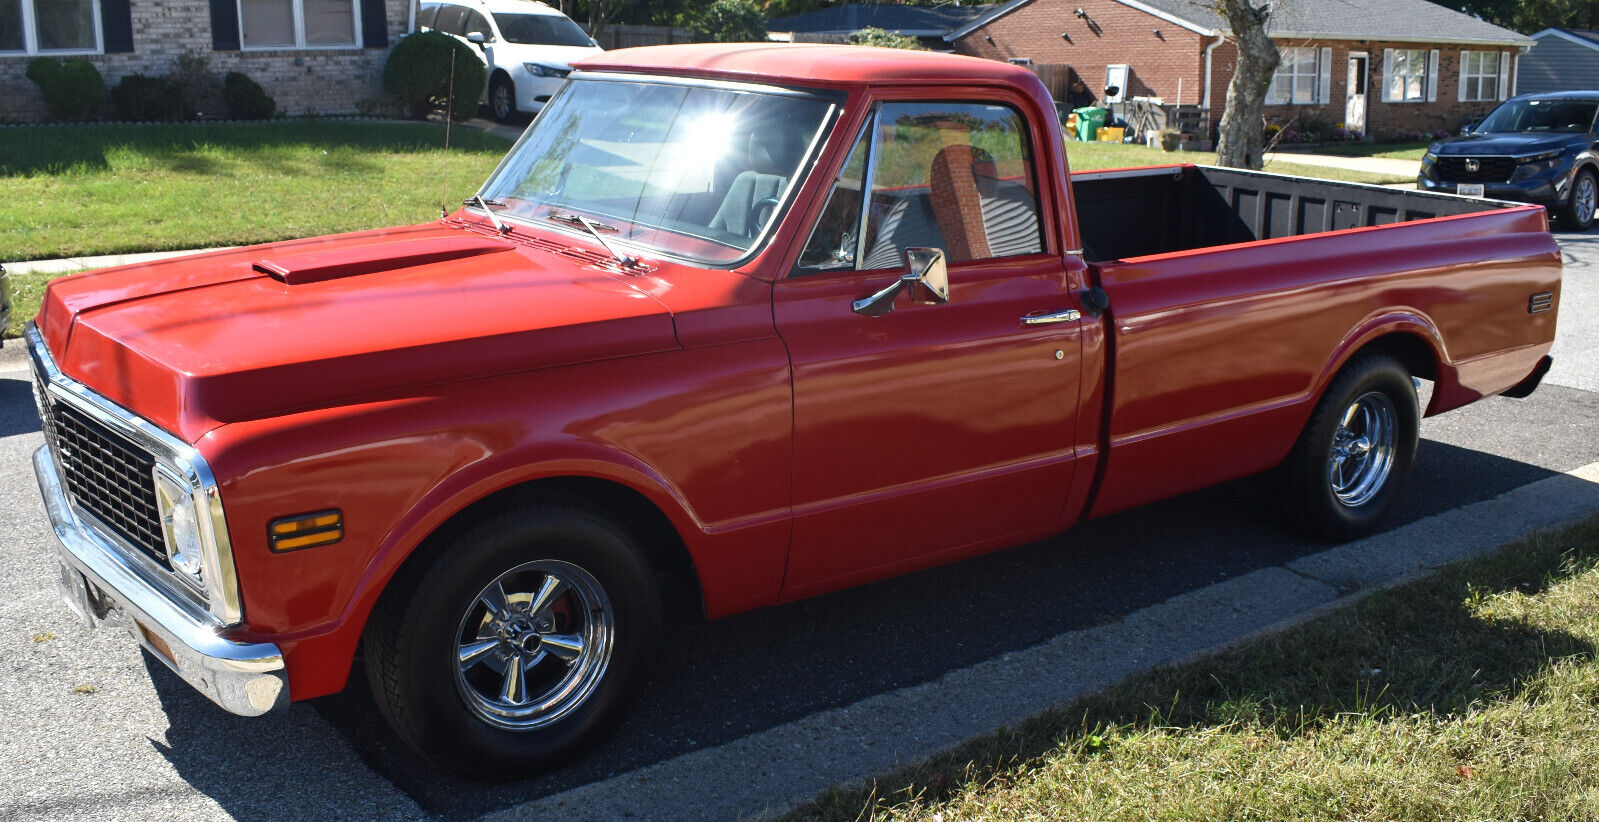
1213,0,1280,170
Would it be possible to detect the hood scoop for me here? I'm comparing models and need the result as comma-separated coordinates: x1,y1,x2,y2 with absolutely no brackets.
254,235,516,285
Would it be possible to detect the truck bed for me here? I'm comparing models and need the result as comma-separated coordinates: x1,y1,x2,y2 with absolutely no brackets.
1070,164,1560,521
1071,164,1515,261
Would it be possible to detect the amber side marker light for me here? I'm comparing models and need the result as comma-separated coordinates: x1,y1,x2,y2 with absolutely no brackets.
269,510,344,552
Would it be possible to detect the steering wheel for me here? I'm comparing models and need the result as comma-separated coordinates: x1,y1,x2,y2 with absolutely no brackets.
753,197,782,236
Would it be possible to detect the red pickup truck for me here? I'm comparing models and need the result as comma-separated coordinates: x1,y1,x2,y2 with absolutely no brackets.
27,44,1560,777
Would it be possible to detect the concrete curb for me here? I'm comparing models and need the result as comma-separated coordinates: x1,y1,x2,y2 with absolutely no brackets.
480,461,1599,822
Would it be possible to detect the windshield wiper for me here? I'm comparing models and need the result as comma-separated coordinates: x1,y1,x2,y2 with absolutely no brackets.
547,211,640,270
465,195,512,235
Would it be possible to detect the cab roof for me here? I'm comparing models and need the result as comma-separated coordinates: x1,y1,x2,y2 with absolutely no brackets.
572,43,1040,90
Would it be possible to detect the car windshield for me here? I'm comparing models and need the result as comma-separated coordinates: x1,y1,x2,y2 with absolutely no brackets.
479,77,836,265
1475,98,1598,134
492,12,593,46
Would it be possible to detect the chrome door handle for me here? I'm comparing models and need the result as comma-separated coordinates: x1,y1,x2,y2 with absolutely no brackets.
1021,309,1081,325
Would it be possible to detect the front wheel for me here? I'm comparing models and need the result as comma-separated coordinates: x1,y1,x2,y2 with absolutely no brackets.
1276,353,1419,541
1561,168,1597,231
489,76,518,124
362,500,661,778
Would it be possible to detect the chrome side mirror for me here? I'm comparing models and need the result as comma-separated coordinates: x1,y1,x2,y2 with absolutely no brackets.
851,247,949,317
467,32,487,45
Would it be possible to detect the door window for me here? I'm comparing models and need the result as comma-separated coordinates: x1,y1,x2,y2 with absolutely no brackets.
796,101,1042,273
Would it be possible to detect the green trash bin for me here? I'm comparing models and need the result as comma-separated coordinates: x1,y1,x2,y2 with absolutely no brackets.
1073,106,1108,142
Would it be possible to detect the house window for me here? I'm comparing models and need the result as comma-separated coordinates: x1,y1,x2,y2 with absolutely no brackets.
0,0,102,54
239,0,358,49
1385,48,1430,102
1460,50,1502,101
1269,47,1320,105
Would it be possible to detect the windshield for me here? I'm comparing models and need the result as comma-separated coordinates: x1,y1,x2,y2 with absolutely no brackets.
1476,98,1598,134
492,13,593,46
480,77,836,265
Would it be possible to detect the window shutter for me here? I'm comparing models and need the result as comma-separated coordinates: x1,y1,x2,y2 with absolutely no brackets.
1458,51,1469,101
210,0,241,49
101,0,134,52
361,0,388,48
1498,51,1511,100
1318,46,1332,104
1380,48,1394,102
1426,49,1439,102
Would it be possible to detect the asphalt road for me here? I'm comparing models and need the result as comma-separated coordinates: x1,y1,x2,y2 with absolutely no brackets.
1,230,1596,821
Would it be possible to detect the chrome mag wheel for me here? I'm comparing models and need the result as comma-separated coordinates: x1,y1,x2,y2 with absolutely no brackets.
1328,391,1397,508
453,559,615,731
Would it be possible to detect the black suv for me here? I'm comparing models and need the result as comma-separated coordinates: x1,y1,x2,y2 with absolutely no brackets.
1418,91,1599,229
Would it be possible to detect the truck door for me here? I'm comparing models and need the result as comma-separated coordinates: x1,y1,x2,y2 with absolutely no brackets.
773,97,1088,597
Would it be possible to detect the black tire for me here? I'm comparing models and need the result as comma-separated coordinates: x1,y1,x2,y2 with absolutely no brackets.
1560,167,1597,231
489,75,517,124
363,498,661,778
1276,353,1419,541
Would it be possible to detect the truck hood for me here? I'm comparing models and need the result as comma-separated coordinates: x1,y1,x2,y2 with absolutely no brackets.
37,223,680,439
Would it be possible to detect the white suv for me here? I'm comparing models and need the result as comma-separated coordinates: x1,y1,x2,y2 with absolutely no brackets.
418,0,602,123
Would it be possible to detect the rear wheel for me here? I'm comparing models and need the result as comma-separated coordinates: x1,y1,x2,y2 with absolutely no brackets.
363,499,660,778
1561,168,1596,231
1277,354,1419,541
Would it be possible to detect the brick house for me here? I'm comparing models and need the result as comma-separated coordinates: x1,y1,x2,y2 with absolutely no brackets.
1,0,412,121
946,0,1533,140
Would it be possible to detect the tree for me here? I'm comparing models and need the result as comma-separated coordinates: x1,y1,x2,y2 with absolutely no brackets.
690,0,768,43
847,27,922,49
1453,0,1599,32
1212,0,1279,170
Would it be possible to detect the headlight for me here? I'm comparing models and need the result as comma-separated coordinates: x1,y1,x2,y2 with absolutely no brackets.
523,62,566,78
154,468,206,585
1518,150,1562,164
1422,151,1437,164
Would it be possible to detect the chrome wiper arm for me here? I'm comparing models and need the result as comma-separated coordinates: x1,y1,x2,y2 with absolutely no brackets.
547,211,639,270
465,195,511,235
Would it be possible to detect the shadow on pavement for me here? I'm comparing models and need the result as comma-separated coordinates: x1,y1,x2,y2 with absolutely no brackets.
0,377,41,439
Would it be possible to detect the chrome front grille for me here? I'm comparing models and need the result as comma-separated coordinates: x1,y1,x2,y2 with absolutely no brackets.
1434,156,1517,183
36,382,168,569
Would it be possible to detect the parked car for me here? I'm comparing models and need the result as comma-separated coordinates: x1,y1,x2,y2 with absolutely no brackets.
1419,91,1599,229
418,0,601,123
28,44,1560,779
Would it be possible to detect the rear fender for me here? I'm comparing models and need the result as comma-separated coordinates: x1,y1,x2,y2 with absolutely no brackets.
1315,312,1456,417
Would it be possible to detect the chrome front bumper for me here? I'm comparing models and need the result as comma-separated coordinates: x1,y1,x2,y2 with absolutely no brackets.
34,444,289,716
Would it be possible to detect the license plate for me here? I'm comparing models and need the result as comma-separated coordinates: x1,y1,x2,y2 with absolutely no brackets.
56,561,96,629
1457,184,1485,198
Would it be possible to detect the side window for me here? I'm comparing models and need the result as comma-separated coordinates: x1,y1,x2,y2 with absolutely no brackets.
797,101,1042,273
418,3,440,29
461,10,491,39
432,4,467,34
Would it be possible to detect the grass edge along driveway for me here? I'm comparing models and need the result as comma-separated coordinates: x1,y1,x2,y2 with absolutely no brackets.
786,512,1599,822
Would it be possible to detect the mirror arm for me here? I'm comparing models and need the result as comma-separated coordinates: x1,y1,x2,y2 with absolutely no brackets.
852,278,909,316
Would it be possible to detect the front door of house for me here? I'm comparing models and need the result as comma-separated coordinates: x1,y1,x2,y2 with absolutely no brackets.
1346,54,1368,135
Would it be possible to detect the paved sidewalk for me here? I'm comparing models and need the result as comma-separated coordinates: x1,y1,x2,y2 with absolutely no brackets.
5,247,233,278
1264,150,1421,178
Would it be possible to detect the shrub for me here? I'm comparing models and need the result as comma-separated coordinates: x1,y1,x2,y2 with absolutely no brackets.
24,57,105,121
383,30,485,121
224,72,277,120
1158,127,1182,151
111,74,184,121
689,0,767,43
847,27,922,50
168,53,226,119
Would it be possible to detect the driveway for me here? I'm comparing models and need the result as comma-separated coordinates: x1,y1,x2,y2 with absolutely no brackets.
1,230,1596,821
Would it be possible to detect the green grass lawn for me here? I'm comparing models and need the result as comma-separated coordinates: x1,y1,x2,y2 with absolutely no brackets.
788,513,1599,821
0,120,512,261
1,120,512,337
1063,140,1416,184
